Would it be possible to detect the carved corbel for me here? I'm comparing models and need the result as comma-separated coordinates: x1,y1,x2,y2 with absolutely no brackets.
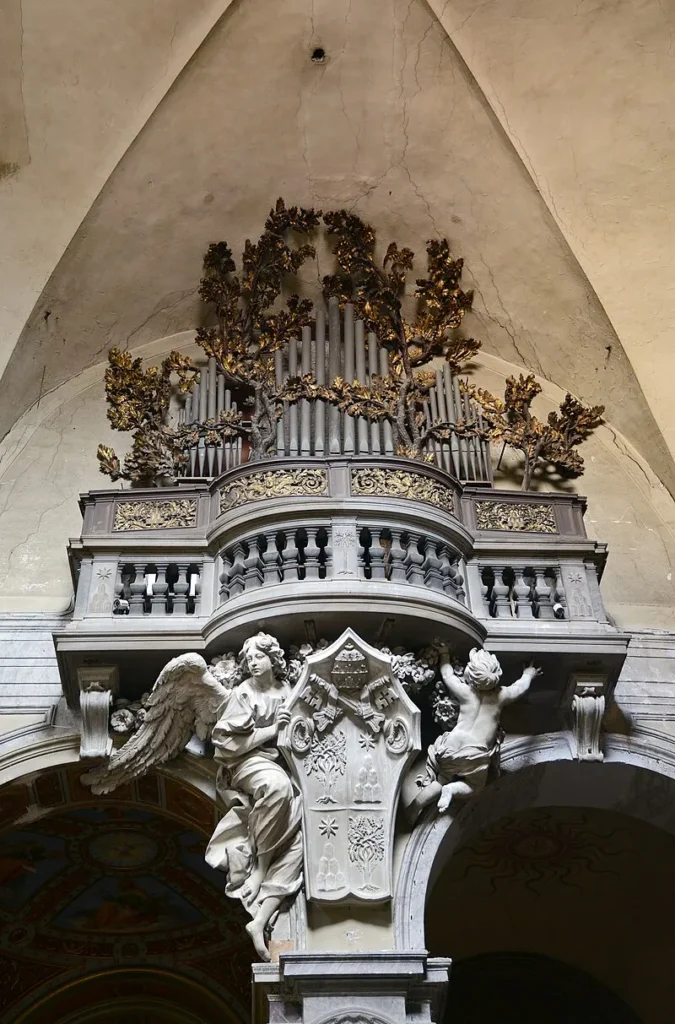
77,666,119,759
567,673,607,762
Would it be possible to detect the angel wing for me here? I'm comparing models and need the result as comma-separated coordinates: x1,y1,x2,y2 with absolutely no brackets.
81,653,229,794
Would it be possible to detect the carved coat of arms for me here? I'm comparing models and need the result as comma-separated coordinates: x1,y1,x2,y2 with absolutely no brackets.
279,629,421,903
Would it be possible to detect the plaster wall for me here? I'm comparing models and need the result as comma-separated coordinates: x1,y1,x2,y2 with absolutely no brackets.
430,0,675,462
0,0,233,377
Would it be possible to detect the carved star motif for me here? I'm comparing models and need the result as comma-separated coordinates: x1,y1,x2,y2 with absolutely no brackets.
358,733,375,751
96,567,112,580
319,817,338,838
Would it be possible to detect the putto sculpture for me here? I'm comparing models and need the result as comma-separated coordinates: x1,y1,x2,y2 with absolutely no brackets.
81,632,301,961
410,646,540,817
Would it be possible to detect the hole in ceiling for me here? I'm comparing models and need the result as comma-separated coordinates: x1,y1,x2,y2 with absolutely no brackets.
311,48,326,63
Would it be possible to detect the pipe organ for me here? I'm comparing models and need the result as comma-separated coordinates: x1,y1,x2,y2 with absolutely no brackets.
176,298,492,482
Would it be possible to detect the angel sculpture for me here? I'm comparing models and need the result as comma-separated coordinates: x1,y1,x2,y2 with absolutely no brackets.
409,646,540,818
81,632,302,961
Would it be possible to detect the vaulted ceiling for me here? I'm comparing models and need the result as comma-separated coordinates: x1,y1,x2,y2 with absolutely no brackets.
2,0,675,491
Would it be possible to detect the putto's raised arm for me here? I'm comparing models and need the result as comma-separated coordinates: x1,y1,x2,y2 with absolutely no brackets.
498,662,541,706
439,649,472,703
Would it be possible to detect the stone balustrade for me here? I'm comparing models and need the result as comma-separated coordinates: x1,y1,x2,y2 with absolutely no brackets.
217,523,466,605
114,562,201,615
55,455,625,707
477,564,566,620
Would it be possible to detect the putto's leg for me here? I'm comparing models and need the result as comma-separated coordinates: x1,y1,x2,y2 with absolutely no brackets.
437,780,473,813
405,779,442,823
246,895,283,962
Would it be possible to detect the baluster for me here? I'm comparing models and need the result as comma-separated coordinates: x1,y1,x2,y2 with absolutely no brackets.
491,568,512,618
303,527,322,581
422,538,444,592
218,553,232,599
227,543,246,597
261,531,281,586
549,568,566,619
479,567,493,616
357,527,370,579
151,564,169,614
438,546,454,596
403,532,425,585
513,568,535,619
187,566,201,614
533,567,555,619
173,565,190,613
281,529,300,582
323,527,333,579
369,529,386,580
388,529,407,582
453,559,466,604
244,536,264,590
127,564,145,616
142,565,157,614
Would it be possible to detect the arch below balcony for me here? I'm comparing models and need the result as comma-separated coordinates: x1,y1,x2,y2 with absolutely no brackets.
393,728,675,951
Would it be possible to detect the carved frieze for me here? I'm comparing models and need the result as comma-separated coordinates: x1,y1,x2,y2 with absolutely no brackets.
113,499,197,531
475,501,557,533
350,467,454,513
279,629,421,904
220,468,328,513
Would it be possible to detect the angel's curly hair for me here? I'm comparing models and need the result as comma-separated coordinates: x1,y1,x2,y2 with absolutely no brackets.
240,632,287,680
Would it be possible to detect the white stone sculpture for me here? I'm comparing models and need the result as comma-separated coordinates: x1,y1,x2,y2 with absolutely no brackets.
81,632,302,962
279,629,421,903
410,646,540,816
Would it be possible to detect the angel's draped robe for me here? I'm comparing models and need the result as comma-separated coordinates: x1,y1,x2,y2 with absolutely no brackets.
204,678,303,906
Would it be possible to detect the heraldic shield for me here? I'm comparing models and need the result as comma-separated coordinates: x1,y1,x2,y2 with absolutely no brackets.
279,629,421,904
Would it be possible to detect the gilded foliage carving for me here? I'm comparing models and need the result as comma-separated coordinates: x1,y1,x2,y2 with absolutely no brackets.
350,467,454,512
463,374,603,490
113,499,197,532
220,468,328,513
322,211,480,458
475,501,557,534
97,200,485,486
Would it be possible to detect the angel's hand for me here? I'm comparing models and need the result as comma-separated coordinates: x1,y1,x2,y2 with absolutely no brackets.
277,705,292,727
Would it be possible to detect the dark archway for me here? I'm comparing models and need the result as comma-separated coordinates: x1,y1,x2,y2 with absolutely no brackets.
0,763,250,1022
425,805,675,1024
444,953,642,1024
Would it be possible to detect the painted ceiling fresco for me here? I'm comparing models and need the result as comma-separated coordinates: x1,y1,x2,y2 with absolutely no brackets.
0,766,251,1022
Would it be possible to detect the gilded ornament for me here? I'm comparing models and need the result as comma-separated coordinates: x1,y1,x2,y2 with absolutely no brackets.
113,499,197,532
220,468,328,513
350,467,454,512
475,501,557,533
